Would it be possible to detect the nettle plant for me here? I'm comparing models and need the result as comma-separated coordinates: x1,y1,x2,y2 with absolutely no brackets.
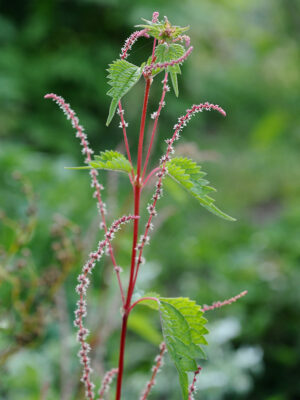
45,12,247,400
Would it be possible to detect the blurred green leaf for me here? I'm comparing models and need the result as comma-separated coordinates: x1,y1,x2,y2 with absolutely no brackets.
90,150,133,173
128,311,162,346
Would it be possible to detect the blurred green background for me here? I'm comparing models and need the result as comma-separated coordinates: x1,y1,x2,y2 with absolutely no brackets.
0,0,299,399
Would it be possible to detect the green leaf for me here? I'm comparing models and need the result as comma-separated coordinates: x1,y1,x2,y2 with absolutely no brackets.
106,59,143,126
155,43,185,64
159,300,207,400
155,43,185,96
170,70,179,97
90,150,132,173
161,297,208,346
164,157,236,221
128,312,162,346
140,294,208,400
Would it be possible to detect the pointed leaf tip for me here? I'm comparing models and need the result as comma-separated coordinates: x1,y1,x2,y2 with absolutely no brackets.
106,59,143,125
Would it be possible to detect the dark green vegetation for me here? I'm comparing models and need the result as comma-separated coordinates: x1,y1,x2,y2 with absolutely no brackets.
0,1,299,399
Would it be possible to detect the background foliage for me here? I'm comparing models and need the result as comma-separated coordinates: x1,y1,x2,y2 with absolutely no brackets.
1,0,299,399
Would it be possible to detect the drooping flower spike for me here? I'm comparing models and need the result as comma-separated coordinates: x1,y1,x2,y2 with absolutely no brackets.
44,93,127,302
74,215,138,400
188,366,202,400
144,46,194,76
98,368,118,400
120,30,150,60
133,102,226,285
202,290,248,312
152,11,159,24
140,342,167,400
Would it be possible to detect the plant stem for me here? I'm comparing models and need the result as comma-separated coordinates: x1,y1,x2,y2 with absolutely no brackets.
143,167,160,187
136,78,151,179
128,296,159,313
126,77,151,304
142,71,168,181
115,78,151,400
115,313,128,400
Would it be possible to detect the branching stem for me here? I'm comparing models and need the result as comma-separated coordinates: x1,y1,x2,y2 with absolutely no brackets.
115,76,152,400
128,296,159,313
143,167,160,187
142,71,168,181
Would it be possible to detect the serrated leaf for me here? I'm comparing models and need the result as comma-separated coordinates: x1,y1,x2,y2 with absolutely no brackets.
161,297,208,346
159,300,203,400
154,43,185,96
106,59,143,126
155,43,185,64
164,157,236,221
90,150,132,173
137,294,208,399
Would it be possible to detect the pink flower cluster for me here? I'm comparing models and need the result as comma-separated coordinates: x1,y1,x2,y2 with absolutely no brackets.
133,102,226,284
44,94,94,164
74,215,138,400
140,342,167,400
120,30,149,60
144,46,194,75
188,366,202,400
98,368,118,400
202,290,248,312
44,94,128,300
173,34,191,48
152,11,159,23
44,94,107,225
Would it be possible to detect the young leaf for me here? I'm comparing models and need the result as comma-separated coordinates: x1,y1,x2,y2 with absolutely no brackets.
136,18,189,42
106,59,143,126
164,157,236,221
155,43,185,96
90,150,132,173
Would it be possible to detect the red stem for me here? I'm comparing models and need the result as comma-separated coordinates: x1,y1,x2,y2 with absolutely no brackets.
142,71,168,181
151,38,157,62
115,314,128,400
136,79,151,179
128,296,159,313
115,77,151,400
